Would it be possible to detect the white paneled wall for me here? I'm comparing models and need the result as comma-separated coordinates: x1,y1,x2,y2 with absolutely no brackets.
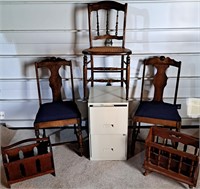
0,0,199,127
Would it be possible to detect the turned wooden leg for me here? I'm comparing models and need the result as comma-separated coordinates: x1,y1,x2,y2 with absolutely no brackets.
126,55,130,100
35,128,40,138
121,55,124,87
131,121,139,155
75,123,83,156
83,55,88,100
143,169,151,176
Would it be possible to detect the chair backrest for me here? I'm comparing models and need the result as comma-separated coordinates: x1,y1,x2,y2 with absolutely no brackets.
140,56,181,104
35,57,75,105
87,1,127,48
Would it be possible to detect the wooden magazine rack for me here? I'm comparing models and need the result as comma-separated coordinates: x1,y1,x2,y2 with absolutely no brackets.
144,127,199,188
1,137,55,188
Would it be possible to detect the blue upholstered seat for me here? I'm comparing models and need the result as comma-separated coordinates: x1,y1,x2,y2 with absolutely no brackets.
34,101,81,124
135,101,181,122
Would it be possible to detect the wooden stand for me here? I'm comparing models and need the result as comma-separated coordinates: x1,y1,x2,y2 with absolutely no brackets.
144,127,199,188
1,137,55,188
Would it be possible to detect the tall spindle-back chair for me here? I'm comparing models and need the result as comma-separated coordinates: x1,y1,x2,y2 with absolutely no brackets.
82,1,132,100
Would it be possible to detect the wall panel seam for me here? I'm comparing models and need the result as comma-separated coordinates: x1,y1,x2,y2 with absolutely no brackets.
1,27,200,32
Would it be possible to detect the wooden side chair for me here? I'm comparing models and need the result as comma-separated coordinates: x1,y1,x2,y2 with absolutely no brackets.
82,0,132,100
34,57,83,156
132,56,182,153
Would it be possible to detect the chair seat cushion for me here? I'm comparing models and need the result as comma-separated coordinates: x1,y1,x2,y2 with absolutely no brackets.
34,101,81,123
135,101,181,121
82,46,132,55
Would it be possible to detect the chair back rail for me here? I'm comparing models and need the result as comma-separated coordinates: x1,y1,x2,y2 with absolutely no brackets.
88,1,127,48
141,56,181,104
35,57,75,104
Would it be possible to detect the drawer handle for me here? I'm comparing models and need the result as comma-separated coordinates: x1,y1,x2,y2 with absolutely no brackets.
104,124,114,128
103,148,114,152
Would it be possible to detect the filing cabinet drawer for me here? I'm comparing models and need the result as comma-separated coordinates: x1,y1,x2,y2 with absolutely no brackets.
90,134,127,160
89,106,128,134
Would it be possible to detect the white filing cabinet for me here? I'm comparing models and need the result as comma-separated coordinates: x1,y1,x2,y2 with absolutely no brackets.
88,86,129,160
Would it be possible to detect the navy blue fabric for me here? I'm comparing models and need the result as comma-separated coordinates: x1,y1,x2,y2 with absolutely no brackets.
34,101,81,123
135,101,181,121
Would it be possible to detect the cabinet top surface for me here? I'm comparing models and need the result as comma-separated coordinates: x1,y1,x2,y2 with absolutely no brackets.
88,86,128,104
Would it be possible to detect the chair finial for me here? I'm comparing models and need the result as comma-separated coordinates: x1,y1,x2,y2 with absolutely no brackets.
160,56,165,61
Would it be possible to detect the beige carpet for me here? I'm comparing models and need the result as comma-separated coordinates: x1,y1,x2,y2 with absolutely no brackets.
0,126,199,189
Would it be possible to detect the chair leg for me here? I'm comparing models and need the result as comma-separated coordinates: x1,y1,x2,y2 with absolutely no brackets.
176,122,181,132
75,124,83,156
84,118,89,136
83,55,88,100
126,55,130,100
131,121,139,155
35,128,46,138
35,128,40,138
121,55,124,87
42,129,46,138
90,55,94,87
